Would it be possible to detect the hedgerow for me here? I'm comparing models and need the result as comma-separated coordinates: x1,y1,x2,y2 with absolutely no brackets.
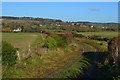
2,41,17,66
44,34,67,49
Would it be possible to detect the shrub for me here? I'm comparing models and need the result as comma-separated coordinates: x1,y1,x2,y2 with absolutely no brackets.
50,34,67,47
2,41,17,66
44,34,67,49
44,36,57,49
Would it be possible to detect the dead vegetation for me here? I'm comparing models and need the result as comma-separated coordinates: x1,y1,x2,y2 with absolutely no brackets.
108,36,120,64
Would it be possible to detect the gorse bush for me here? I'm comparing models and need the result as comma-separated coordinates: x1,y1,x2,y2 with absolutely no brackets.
50,34,67,47
2,41,17,66
44,36,57,49
44,34,67,49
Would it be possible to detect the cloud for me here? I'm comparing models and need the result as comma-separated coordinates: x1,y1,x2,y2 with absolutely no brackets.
89,8,100,11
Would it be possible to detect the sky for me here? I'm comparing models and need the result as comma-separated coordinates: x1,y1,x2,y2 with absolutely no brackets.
1,0,120,2
2,2,118,23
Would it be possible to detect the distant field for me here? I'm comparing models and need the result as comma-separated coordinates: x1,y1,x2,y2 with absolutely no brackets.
2,32,43,57
2,33,41,48
77,31,118,38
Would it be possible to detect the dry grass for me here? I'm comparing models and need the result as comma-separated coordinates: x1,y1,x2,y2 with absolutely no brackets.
3,41,82,78
2,33,43,58
32,44,82,78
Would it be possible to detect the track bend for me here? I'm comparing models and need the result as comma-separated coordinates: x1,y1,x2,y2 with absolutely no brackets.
47,41,97,78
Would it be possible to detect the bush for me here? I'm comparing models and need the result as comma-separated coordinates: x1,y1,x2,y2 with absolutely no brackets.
2,41,17,66
44,36,57,49
44,34,67,49
50,34,67,47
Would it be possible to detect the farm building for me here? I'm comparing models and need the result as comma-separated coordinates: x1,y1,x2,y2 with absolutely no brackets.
12,27,22,32
2,27,23,32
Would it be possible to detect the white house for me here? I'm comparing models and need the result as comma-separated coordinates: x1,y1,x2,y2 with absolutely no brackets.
90,25,94,28
71,23,74,26
58,25,61,26
13,27,22,32
102,27,105,29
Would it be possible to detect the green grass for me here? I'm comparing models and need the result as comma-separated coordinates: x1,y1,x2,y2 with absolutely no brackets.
55,56,90,78
77,38,108,52
2,33,82,78
79,42,95,52
2,32,45,78
2,32,109,78
2,32,43,58
2,33,39,48
3,53,43,78
55,38,108,78
77,31,118,38
54,42,95,78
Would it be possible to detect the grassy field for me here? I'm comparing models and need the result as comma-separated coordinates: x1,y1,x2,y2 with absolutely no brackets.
2,32,84,78
2,32,112,78
2,33,40,48
2,32,44,58
77,31,118,38
2,32,45,77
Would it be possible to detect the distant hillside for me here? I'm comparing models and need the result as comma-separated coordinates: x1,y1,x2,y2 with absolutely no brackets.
1,16,119,32
2,16,63,23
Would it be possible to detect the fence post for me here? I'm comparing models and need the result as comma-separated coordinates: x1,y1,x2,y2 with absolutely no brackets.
17,50,20,60
28,44,31,56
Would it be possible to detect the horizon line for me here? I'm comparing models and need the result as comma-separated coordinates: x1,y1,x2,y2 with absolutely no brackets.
1,15,119,23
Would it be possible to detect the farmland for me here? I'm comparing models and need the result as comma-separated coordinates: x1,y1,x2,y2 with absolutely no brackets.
2,33,43,58
2,33,40,48
1,2,120,79
77,31,118,38
2,32,83,78
2,31,119,79
1,16,119,79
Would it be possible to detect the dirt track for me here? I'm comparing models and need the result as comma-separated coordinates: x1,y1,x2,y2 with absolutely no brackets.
47,41,97,78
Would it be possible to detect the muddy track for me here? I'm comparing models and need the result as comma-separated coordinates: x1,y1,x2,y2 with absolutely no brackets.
80,46,97,79
47,45,85,78
47,41,97,78
78,43,101,79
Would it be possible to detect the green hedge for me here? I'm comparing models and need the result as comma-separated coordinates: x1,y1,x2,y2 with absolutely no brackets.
44,34,67,49
2,41,17,66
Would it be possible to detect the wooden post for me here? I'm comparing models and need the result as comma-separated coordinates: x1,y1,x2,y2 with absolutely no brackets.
28,44,31,56
37,44,38,54
40,54,43,59
17,50,20,60
23,52,24,58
